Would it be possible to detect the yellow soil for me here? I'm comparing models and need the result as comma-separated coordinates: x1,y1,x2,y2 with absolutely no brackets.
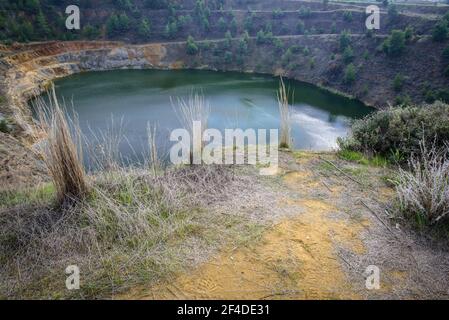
124,168,372,300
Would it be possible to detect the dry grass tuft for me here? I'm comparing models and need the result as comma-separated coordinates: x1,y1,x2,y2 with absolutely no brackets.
32,85,89,206
174,93,210,137
277,77,292,149
173,93,210,163
146,123,161,175
396,139,449,227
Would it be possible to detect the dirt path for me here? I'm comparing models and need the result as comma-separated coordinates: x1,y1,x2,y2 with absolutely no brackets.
121,152,449,300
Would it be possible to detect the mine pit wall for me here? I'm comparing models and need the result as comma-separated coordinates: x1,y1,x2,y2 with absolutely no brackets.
0,36,448,141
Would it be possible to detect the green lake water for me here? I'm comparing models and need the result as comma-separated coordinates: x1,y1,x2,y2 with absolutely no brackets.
44,69,373,166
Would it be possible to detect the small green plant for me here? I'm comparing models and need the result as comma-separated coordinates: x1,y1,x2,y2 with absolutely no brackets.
272,8,283,19
339,30,351,52
256,29,274,45
342,46,354,64
298,7,312,18
224,51,233,64
0,183,55,208
382,30,406,57
432,19,448,42
302,46,310,56
343,64,356,84
331,22,337,34
393,74,404,92
138,18,151,39
309,57,315,69
443,45,449,60
362,50,369,60
444,65,449,78
338,150,369,164
361,84,369,96
186,35,199,55
404,26,413,42
395,94,412,106
338,150,388,167
0,118,10,133
296,20,305,34
343,11,353,22
218,17,227,32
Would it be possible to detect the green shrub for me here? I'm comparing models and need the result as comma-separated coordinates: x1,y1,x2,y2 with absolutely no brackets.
404,26,413,42
218,17,227,32
338,102,449,161
298,7,311,18
281,48,293,66
397,94,412,106
302,46,310,56
338,150,388,167
382,30,406,57
394,94,411,106
393,74,404,92
343,11,353,22
342,46,354,64
0,118,9,133
331,22,337,34
309,57,315,69
363,50,369,60
272,8,283,19
443,45,449,60
296,20,305,34
256,29,273,45
445,65,449,78
343,64,356,84
138,19,151,39
432,19,448,42
339,30,351,52
186,36,199,55
222,51,232,64
273,37,284,52
230,17,238,35
244,12,255,32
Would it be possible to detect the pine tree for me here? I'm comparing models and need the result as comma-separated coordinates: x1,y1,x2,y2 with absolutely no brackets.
36,10,51,38
138,18,151,39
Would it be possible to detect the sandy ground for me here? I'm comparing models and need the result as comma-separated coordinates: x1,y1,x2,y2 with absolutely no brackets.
120,152,449,300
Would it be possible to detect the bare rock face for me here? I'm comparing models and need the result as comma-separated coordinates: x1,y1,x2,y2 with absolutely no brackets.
0,42,171,138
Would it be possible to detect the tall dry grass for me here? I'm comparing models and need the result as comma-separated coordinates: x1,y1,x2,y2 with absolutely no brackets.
173,93,211,163
32,85,89,205
396,139,449,226
146,123,161,175
277,77,292,149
